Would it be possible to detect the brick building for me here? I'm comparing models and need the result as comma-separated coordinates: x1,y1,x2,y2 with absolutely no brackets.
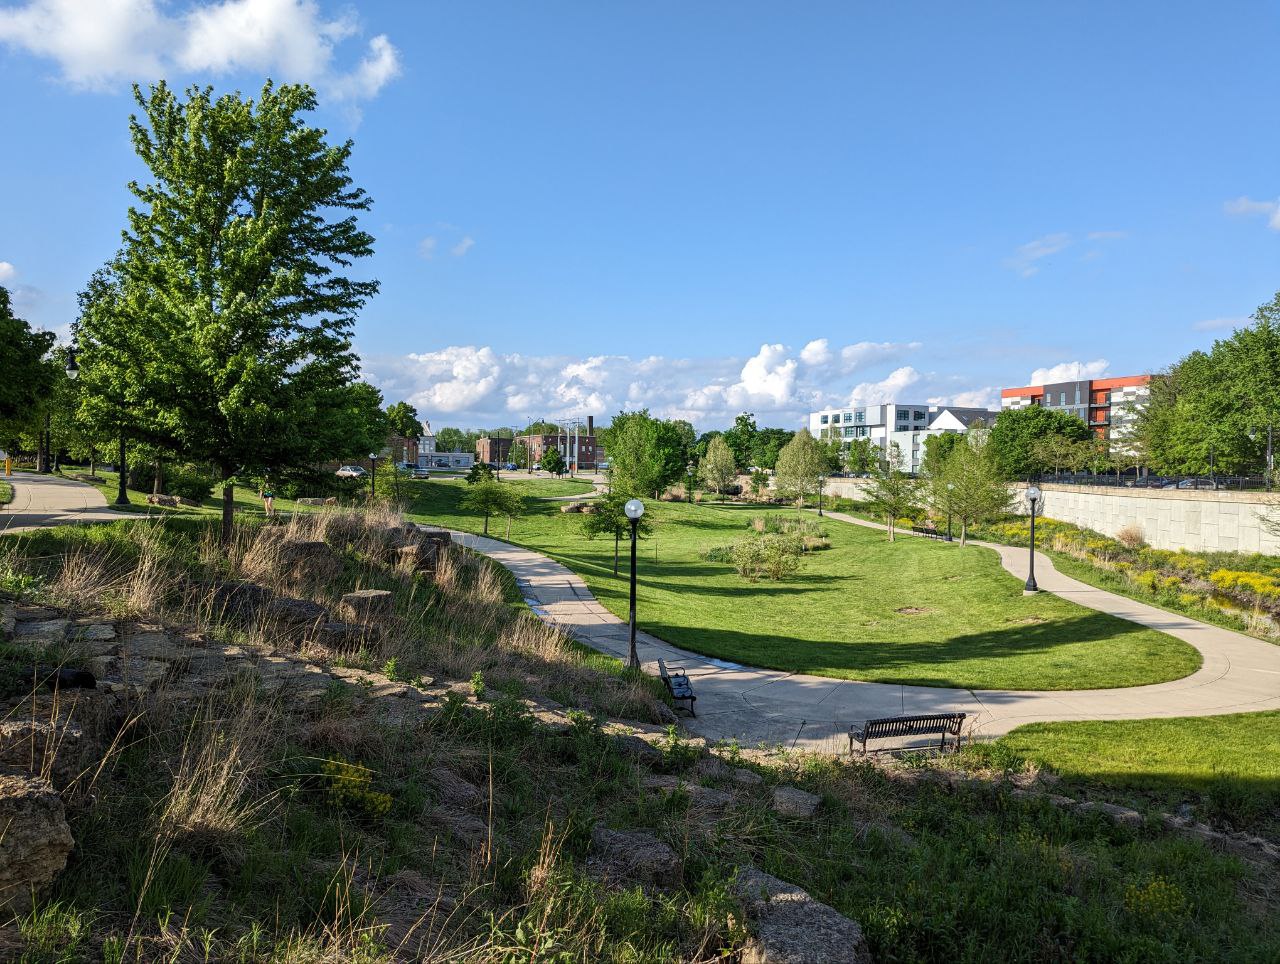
475,436,513,465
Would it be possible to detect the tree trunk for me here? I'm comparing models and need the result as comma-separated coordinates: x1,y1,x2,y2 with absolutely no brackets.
959,522,968,547
153,459,164,496
89,446,97,478
115,435,129,506
483,512,489,535
887,514,895,542
220,466,235,546
505,516,512,539
614,532,619,575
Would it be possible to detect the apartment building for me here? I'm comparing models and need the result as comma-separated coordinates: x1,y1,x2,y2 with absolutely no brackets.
807,403,997,473
1000,374,1150,447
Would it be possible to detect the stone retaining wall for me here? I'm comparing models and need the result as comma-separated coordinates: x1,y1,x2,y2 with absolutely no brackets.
1016,483,1280,555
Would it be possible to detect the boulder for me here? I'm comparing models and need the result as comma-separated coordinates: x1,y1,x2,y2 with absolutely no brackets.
339,590,394,623
613,733,664,767
586,826,682,890
243,532,342,588
266,598,328,628
772,786,821,819
0,773,74,915
296,497,328,506
312,622,376,652
0,720,84,789
199,580,274,621
429,767,484,809
734,866,872,964
145,493,180,508
13,619,70,645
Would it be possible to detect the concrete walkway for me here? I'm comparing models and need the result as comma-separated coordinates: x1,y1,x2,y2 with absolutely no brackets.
1,472,131,533
445,512,1280,754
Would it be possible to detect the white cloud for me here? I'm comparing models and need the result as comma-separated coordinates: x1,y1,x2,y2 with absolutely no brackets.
451,236,475,257
417,237,437,260
0,261,16,282
1223,196,1280,230
1086,230,1128,241
359,340,997,431
1004,233,1072,277
1028,359,1110,384
945,387,1000,409
839,340,921,373
848,366,921,407
0,0,399,103
800,338,831,366
1193,316,1246,332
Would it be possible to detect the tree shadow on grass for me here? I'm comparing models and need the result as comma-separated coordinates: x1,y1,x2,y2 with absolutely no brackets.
635,610,1197,690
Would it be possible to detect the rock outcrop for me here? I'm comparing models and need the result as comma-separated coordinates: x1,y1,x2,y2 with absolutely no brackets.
0,773,75,914
734,866,872,964
586,826,682,890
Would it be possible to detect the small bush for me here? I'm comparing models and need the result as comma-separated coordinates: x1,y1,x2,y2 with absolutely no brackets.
1116,524,1147,549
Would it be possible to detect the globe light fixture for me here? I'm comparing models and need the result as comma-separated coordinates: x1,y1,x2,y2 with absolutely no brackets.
624,498,645,667
1024,484,1042,592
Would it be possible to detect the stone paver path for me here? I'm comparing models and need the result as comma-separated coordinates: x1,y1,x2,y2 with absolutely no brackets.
444,513,1280,754
1,473,130,533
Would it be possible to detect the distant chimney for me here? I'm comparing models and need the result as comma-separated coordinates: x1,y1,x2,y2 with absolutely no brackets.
587,415,594,437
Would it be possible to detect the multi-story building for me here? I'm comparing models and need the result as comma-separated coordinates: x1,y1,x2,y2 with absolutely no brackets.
1000,374,1150,447
475,436,513,465
807,403,998,474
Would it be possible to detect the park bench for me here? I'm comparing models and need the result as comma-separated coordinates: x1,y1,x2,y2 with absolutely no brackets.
849,712,966,756
910,525,942,539
657,658,697,716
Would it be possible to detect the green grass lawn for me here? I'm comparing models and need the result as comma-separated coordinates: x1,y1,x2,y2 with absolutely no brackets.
0,480,11,505
72,469,309,520
404,479,1199,691
995,712,1280,831
492,475,596,497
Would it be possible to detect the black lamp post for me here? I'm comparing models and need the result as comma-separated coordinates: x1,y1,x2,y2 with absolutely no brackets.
624,498,645,669
1024,484,1042,592
369,452,378,499
945,482,954,542
817,474,826,516
686,460,697,504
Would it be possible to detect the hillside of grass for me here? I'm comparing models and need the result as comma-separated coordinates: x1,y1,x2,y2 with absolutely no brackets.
0,510,1276,961
402,479,1199,691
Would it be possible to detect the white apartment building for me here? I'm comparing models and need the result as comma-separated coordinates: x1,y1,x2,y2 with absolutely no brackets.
808,403,997,473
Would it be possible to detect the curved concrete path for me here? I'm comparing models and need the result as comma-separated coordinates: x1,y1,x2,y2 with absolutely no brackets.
1,472,131,533
444,512,1280,754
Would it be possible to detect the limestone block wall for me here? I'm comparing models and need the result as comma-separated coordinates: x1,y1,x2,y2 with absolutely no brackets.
1017,484,1280,555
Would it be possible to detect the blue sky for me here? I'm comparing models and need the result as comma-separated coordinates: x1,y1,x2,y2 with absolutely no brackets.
2,1,1278,430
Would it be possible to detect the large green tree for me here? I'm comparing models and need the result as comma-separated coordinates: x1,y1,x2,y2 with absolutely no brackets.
384,401,422,439
600,409,687,498
865,443,921,541
80,81,379,540
0,286,56,457
988,407,1091,480
721,412,758,469
699,435,738,497
773,429,827,506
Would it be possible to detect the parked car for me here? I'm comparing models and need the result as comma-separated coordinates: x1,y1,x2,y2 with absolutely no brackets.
532,462,541,471
503,463,518,471
1163,478,1223,490
335,465,367,478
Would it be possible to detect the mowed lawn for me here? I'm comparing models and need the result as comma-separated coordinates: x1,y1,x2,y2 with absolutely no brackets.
405,480,1200,691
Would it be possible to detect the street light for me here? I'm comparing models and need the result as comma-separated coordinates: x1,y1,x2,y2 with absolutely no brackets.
1024,484,1042,592
686,460,697,504
369,452,378,500
1250,426,1275,491
624,498,645,669
817,474,826,517
945,482,954,542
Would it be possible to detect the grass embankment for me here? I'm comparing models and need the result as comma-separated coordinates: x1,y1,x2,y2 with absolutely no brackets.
1,513,1277,961
75,469,309,520
494,475,596,498
403,479,1197,691
0,481,11,505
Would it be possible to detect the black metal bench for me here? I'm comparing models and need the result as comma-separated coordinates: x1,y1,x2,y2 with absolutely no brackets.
657,658,696,716
849,712,966,755
910,525,942,540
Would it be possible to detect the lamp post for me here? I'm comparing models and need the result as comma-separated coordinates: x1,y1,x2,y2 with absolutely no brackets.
945,482,954,542
369,452,378,500
624,498,645,669
1024,484,1042,593
59,345,79,475
686,460,697,504
817,474,826,516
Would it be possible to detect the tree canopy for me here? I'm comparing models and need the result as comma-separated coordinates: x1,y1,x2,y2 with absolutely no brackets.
988,407,1091,480
699,435,738,496
78,81,380,540
385,401,422,439
773,429,827,505
0,286,56,431
599,409,689,498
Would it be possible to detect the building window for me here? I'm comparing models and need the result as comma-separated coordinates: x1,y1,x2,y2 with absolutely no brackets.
1059,392,1067,406
843,412,853,423
896,409,908,421
843,426,856,437
855,412,865,423
897,424,909,432
913,410,926,420
820,415,828,424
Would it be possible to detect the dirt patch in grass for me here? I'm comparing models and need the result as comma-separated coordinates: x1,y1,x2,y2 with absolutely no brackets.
894,607,931,616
